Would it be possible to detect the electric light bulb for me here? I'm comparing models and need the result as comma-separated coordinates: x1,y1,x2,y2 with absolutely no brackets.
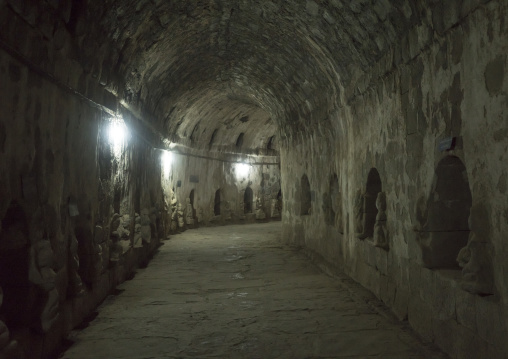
162,150,172,179
108,116,128,157
236,163,250,178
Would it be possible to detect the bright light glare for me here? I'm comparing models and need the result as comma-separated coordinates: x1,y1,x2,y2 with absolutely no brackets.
162,150,172,179
108,117,128,156
235,163,250,179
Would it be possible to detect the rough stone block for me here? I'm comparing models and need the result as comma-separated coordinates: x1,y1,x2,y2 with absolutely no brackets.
392,282,409,320
432,318,459,356
366,242,377,267
442,0,461,30
408,294,434,342
375,248,388,275
408,261,421,297
305,0,319,16
455,287,477,331
419,267,435,303
377,273,389,303
453,322,492,359
484,55,506,96
475,298,506,346
432,273,457,320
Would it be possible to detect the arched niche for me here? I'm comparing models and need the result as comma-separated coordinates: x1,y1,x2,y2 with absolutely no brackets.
189,189,195,207
358,168,382,239
244,187,253,214
421,156,472,269
323,174,339,226
209,129,218,149
214,189,221,216
300,174,311,216
0,201,30,327
267,136,275,150
235,133,244,148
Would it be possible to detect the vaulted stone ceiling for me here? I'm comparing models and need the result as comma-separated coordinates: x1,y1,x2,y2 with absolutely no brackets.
76,0,422,152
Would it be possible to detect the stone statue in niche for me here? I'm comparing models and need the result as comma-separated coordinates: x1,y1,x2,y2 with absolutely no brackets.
163,200,172,239
270,198,280,218
94,225,107,275
456,223,494,295
177,203,185,228
140,208,152,244
373,192,389,250
109,214,123,262
197,208,204,223
67,233,85,297
170,193,178,231
119,215,131,238
0,286,19,357
119,214,132,254
133,213,143,248
154,204,165,239
170,210,177,231
29,240,59,332
75,222,103,284
238,200,246,219
223,201,232,220
185,198,194,226
255,197,266,220
239,190,246,219
354,189,364,237
209,204,217,221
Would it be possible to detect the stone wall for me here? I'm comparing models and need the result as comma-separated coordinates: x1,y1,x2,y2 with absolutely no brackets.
0,3,282,357
0,5,166,359
162,148,281,231
281,2,508,358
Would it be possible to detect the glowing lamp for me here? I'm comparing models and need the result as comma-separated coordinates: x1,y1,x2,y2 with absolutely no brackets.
108,117,128,156
235,163,250,179
162,150,172,179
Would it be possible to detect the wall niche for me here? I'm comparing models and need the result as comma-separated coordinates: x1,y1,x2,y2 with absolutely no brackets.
214,189,221,216
244,187,253,214
418,156,472,269
300,174,311,216
190,189,196,219
0,201,30,328
356,168,382,239
323,174,339,226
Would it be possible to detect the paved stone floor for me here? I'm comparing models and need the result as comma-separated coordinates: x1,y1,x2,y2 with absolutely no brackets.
61,222,446,359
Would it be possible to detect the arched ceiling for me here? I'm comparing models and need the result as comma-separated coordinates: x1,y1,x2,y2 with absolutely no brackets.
78,0,422,153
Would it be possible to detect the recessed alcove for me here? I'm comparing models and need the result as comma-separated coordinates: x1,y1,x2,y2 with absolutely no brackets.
244,187,253,214
300,174,311,216
359,168,382,239
209,129,218,149
214,189,221,216
0,201,30,328
267,136,275,150
190,189,196,219
420,156,472,269
324,174,339,226
235,133,244,149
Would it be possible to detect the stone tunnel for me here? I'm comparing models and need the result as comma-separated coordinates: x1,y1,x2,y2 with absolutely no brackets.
0,0,507,358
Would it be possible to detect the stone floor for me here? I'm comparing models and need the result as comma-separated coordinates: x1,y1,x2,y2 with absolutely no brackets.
61,222,447,359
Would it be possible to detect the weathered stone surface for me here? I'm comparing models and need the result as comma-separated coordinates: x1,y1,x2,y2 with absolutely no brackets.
0,0,507,358
484,55,506,96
